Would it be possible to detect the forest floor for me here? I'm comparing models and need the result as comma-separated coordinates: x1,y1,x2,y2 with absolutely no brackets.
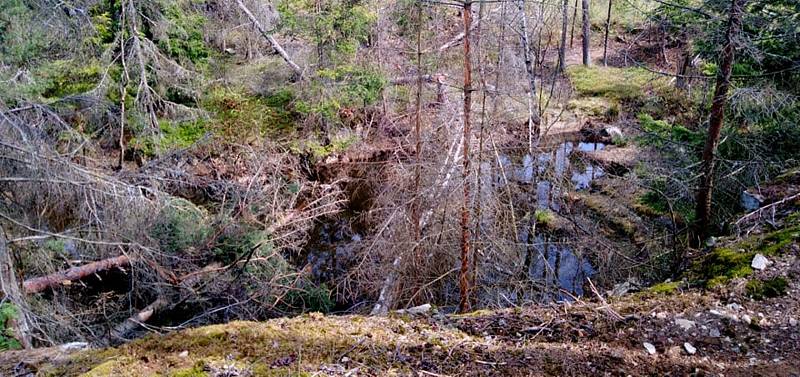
3,221,799,376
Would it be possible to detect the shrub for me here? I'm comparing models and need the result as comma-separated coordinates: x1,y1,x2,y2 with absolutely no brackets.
0,303,22,351
151,198,210,255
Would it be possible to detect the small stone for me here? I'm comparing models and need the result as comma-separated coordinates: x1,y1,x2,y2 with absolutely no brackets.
742,314,752,324
684,342,697,355
643,342,657,355
709,328,721,338
751,254,770,270
726,303,743,311
675,318,696,330
790,318,798,326
178,350,189,358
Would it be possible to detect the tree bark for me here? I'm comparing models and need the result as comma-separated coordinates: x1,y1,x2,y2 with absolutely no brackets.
582,0,591,66
22,255,131,294
559,0,569,72
235,0,304,79
459,0,474,314
694,0,747,241
517,0,541,149
570,0,579,48
109,297,168,342
602,0,612,66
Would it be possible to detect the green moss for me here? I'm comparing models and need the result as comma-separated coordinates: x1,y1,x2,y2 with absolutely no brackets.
647,281,680,294
692,247,754,288
169,365,208,377
567,97,620,119
567,66,663,101
746,277,788,300
534,209,555,227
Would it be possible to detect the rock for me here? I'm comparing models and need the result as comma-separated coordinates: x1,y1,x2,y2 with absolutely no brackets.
709,328,721,338
751,254,770,270
740,191,764,212
643,342,657,355
726,303,743,311
790,318,798,327
608,279,640,297
59,342,89,352
178,350,189,358
674,318,696,331
742,314,752,324
684,342,697,355
602,126,624,139
399,303,432,315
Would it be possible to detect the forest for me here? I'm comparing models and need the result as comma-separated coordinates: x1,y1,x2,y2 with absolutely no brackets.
0,0,799,375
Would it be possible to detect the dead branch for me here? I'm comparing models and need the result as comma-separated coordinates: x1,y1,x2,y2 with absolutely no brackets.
235,0,304,78
22,255,131,295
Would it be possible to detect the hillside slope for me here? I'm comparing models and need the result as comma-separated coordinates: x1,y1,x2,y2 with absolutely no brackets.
4,224,799,376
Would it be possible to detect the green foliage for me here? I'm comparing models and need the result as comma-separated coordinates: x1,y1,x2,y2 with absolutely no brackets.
281,283,334,314
157,2,211,65
567,97,620,119
567,66,662,101
534,209,555,226
201,87,300,140
151,198,210,255
746,277,788,300
0,0,47,66
294,134,358,159
637,113,703,148
278,0,375,64
36,59,103,99
212,229,271,265
316,66,386,108
132,120,208,156
0,303,22,351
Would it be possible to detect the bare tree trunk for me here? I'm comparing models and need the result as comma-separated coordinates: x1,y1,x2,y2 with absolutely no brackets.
0,231,32,348
23,255,131,294
412,0,423,280
602,0,612,66
235,0,304,79
676,36,693,90
694,0,747,242
559,0,569,72
459,0,474,314
517,0,541,151
570,0,579,48
582,0,591,66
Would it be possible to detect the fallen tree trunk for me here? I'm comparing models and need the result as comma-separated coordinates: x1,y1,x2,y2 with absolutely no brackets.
109,297,169,342
236,0,304,79
22,255,131,294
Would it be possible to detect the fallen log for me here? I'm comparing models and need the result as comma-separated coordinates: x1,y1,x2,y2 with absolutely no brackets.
109,297,169,342
22,255,131,294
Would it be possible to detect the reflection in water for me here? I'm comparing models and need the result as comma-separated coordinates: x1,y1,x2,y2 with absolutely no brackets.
504,140,605,300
